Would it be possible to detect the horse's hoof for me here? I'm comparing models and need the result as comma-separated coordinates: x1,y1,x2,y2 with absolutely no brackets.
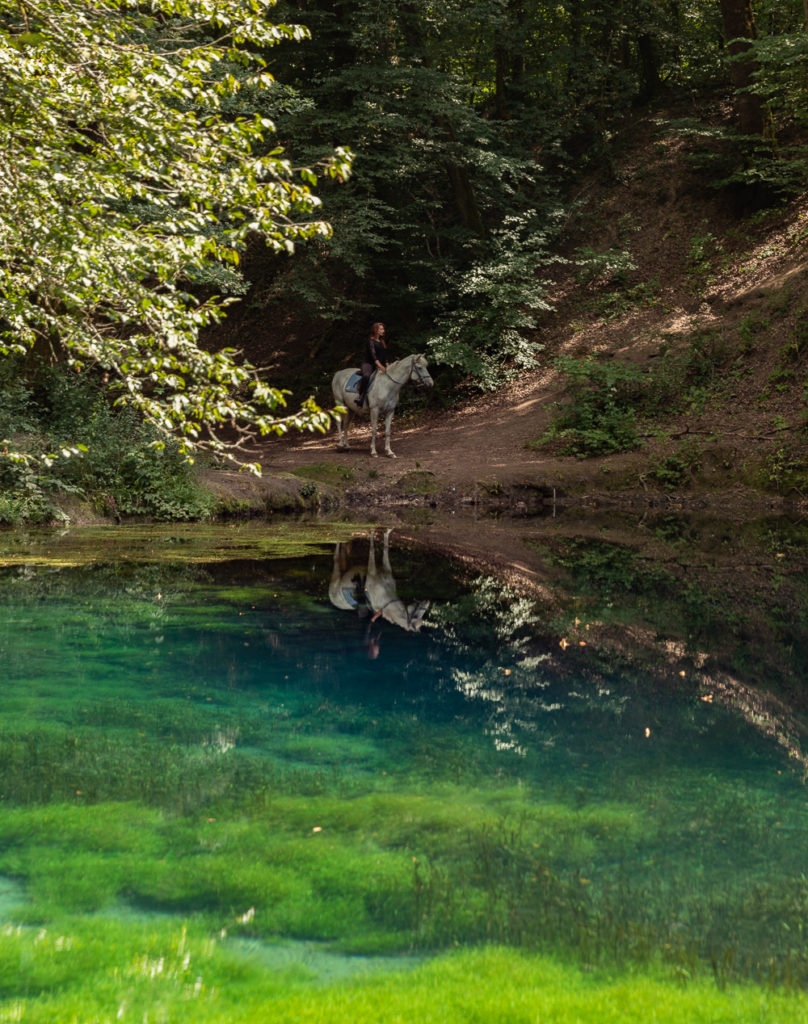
386,451,397,459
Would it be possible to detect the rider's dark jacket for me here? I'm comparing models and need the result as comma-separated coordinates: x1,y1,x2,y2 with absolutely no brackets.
364,338,389,370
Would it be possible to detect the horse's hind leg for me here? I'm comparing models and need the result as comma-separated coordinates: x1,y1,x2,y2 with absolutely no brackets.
384,411,396,458
369,409,379,457
367,531,377,575
335,411,350,450
382,529,393,572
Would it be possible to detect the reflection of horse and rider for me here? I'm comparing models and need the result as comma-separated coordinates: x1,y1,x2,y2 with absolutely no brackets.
329,530,430,659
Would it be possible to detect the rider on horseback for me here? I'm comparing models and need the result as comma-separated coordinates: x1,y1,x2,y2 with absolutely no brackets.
357,322,388,407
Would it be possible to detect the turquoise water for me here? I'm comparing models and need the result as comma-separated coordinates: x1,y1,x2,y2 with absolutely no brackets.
1,520,807,1018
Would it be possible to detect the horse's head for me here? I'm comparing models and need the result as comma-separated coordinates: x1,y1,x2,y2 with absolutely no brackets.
410,354,434,390
405,599,430,631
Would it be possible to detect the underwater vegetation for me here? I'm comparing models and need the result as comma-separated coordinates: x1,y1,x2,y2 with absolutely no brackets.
1,524,808,1020
2,926,806,1023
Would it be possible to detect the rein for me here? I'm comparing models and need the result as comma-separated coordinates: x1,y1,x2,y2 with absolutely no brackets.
385,356,427,387
373,595,422,629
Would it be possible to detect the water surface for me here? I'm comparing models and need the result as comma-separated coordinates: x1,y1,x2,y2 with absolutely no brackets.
1,519,807,1021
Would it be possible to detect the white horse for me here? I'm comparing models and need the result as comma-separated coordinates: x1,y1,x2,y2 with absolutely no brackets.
365,529,430,632
327,530,429,633
328,540,366,612
331,353,433,458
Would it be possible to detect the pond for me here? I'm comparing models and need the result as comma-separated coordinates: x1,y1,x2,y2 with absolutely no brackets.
1,518,807,1023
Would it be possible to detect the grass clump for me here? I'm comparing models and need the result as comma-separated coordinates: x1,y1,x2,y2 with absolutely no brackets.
397,470,440,495
756,445,808,495
646,442,703,490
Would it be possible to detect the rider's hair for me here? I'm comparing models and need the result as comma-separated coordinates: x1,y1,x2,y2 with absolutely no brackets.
369,322,385,342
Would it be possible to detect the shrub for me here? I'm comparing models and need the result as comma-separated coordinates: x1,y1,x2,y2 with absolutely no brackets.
538,357,651,456
0,362,212,523
427,215,554,391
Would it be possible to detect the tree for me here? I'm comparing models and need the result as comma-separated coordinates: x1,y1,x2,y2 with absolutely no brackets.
718,0,765,135
0,0,351,470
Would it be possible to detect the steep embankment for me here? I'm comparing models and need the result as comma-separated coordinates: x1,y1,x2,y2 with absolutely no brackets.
205,108,808,520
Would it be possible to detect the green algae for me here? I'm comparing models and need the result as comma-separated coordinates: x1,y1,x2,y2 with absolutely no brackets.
1,524,808,1017
0,924,805,1024
0,769,807,982
0,521,367,568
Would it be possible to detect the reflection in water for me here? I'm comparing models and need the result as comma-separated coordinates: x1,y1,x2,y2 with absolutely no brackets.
1,520,808,1014
329,530,430,658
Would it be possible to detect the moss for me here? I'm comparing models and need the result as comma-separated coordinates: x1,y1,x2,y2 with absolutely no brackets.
292,463,355,487
397,470,440,495
211,497,255,518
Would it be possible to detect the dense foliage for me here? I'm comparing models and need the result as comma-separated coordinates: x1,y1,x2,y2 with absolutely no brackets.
0,0,350,472
258,0,807,388
1,0,807,516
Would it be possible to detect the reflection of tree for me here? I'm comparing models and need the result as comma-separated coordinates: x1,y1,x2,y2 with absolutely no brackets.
427,576,536,649
426,562,808,771
427,575,626,756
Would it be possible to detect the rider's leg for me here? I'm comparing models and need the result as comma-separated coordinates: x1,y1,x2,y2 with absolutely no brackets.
358,364,372,407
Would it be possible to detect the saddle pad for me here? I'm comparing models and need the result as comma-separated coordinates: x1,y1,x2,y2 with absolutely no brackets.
346,372,362,393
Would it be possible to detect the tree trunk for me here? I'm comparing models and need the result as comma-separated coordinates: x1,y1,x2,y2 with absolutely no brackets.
638,33,660,100
718,0,765,135
494,0,527,120
445,154,486,237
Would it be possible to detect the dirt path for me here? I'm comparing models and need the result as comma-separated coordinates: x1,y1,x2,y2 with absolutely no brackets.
256,370,583,497
217,370,784,592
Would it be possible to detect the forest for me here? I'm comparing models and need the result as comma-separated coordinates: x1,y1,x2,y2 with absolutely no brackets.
1,0,807,521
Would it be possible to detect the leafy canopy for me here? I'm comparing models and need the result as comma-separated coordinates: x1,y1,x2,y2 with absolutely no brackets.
0,0,351,469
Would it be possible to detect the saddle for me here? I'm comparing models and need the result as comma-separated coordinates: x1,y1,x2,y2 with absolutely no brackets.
346,370,376,395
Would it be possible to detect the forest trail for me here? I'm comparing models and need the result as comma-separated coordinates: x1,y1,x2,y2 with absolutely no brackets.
256,368,567,495
233,110,808,526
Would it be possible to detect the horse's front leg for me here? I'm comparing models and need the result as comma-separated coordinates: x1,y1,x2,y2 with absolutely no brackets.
384,411,396,458
369,408,379,457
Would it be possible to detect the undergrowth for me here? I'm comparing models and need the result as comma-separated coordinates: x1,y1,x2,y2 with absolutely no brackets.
0,361,212,524
535,329,733,458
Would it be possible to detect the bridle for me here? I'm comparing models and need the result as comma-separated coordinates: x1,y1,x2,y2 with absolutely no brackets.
385,355,431,388
374,596,428,629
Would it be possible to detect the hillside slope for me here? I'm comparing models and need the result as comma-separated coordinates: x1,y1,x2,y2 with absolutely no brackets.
216,108,808,516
